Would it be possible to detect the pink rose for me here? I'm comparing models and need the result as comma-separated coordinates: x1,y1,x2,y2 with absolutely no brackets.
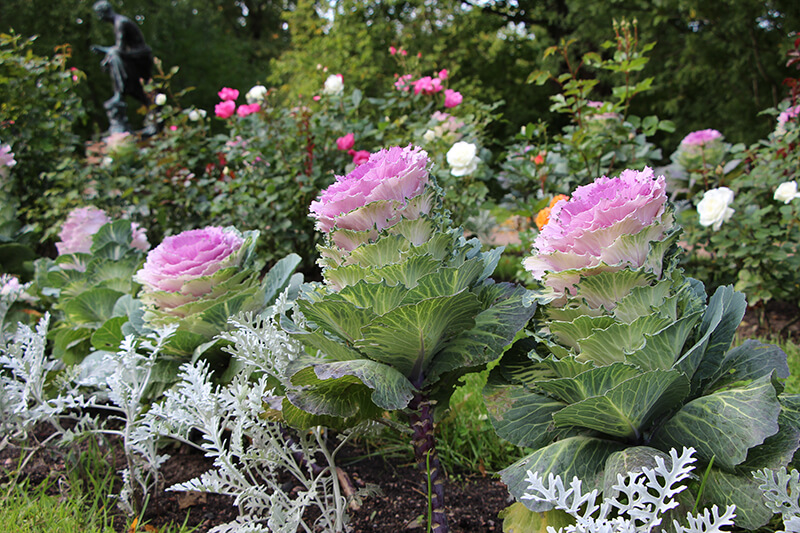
236,103,261,117
217,87,239,101
215,100,236,119
413,76,433,95
389,46,397,55
351,150,371,166
680,129,723,147
438,69,449,80
444,89,462,109
336,133,355,151
310,146,431,250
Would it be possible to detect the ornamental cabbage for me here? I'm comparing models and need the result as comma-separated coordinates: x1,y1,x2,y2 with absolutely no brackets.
135,226,278,356
282,145,534,533
487,169,800,531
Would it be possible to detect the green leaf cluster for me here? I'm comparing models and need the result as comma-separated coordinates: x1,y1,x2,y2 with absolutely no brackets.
280,228,535,430
33,220,146,364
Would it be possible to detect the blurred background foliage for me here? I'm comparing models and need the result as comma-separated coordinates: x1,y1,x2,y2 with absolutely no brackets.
2,0,799,149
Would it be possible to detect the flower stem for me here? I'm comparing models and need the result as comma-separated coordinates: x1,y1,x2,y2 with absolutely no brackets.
408,390,448,533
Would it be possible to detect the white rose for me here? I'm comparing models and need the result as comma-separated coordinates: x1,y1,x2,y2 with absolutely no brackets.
446,142,480,177
422,129,436,142
697,187,735,231
322,74,344,96
774,181,800,204
188,109,206,121
154,93,167,106
246,85,267,104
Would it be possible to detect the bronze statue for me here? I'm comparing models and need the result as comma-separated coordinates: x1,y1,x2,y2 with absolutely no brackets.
91,1,154,134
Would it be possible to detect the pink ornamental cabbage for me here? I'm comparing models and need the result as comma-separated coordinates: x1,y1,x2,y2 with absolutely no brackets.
135,226,244,307
336,133,355,151
56,206,150,255
680,129,723,147
56,207,111,255
444,89,462,109
217,87,239,101
215,100,236,119
523,168,672,299
310,145,432,250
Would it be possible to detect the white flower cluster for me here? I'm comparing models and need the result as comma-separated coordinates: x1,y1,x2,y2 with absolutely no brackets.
522,447,737,533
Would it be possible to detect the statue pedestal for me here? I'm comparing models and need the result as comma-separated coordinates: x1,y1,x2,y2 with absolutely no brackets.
105,99,132,134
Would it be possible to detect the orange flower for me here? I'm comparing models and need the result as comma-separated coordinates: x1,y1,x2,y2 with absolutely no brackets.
535,194,568,230
533,152,546,165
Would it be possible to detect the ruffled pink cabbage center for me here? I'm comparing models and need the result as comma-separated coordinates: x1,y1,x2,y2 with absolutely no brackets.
309,145,429,234
136,226,243,293
527,168,668,283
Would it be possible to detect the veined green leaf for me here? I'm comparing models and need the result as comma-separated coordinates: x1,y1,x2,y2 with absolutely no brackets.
426,283,537,385
702,467,773,530
261,253,301,306
91,316,127,352
91,219,133,251
312,359,416,410
576,314,673,366
356,290,481,379
549,315,617,350
652,374,781,470
501,436,627,511
297,297,377,343
538,362,642,404
338,280,408,316
345,233,409,268
612,277,674,323
399,258,485,305
374,254,442,288
552,369,689,439
282,318,362,362
52,326,92,364
286,367,384,421
484,377,568,448
691,286,747,389
62,287,123,328
701,339,789,393
575,268,654,311
625,309,703,372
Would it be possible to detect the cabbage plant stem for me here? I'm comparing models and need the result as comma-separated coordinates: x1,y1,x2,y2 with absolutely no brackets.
408,389,448,533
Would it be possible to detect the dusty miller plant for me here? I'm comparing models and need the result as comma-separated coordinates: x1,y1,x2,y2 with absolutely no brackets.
0,313,96,442
146,306,353,533
523,447,737,533
754,467,800,533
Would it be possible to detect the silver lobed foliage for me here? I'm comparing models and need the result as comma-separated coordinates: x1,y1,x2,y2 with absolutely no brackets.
522,447,737,533
146,307,352,533
754,467,800,533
